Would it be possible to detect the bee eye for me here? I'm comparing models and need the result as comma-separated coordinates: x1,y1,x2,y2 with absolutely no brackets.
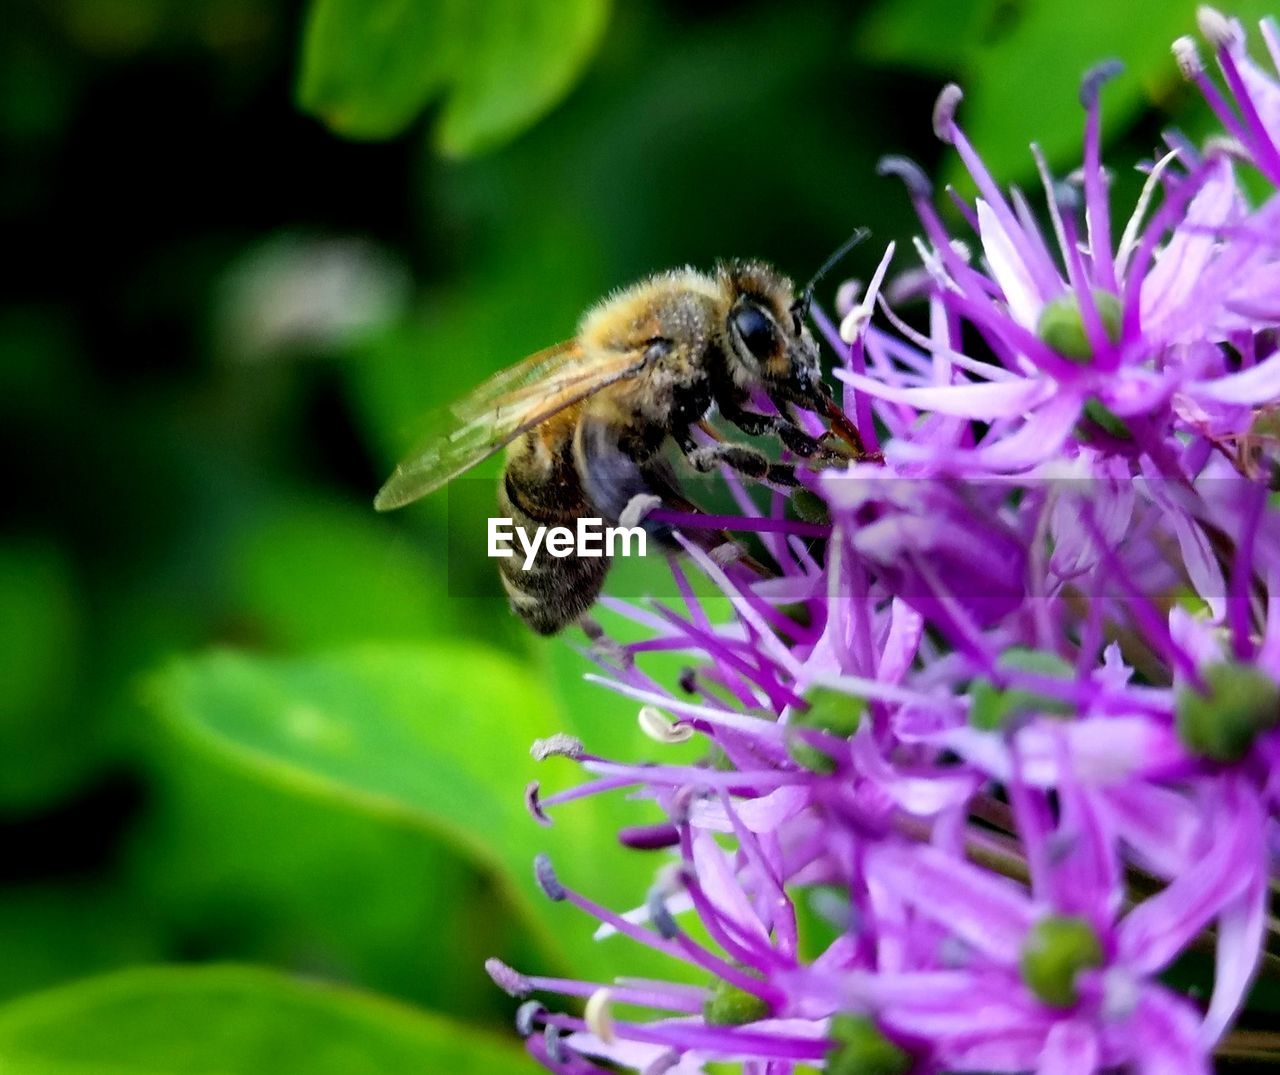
732,304,776,361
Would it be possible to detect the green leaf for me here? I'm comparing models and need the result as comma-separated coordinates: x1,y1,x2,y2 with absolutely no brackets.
0,964,532,1074
127,730,528,1020
296,0,454,141
226,498,453,649
297,0,611,155
0,887,162,1006
145,643,680,983
954,0,1185,182
857,0,1221,181
858,0,987,75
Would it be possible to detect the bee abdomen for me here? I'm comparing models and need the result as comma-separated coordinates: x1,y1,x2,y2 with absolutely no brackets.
497,467,610,636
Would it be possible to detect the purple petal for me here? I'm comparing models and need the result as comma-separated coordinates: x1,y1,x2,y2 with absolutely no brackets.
1131,989,1211,1075
690,828,771,948
895,392,1082,472
1004,718,1183,787
834,368,1055,418
940,1030,1059,1073
1167,607,1226,670
977,198,1049,330
854,972,1054,1069
877,598,925,684
1200,858,1267,1045
1259,575,1280,676
1099,784,1206,878
937,726,1015,781
1037,1020,1099,1075
865,843,1034,963
1187,345,1280,403
1237,48,1280,149
1095,368,1176,417
1042,745,1121,921
1141,159,1241,335
850,727,982,816
1117,781,1263,974
688,785,810,835
1166,505,1228,621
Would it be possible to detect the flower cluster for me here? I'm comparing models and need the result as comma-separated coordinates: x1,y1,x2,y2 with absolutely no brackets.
491,11,1280,1073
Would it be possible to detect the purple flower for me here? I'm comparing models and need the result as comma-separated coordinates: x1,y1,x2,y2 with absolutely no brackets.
829,22,1280,476
489,12,1280,1075
792,765,1265,1073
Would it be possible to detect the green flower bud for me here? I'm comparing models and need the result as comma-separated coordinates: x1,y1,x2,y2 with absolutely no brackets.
825,1014,911,1075
969,648,1075,731
787,688,866,773
1020,915,1104,1008
1175,661,1280,763
1037,290,1122,363
1081,397,1132,440
702,979,770,1026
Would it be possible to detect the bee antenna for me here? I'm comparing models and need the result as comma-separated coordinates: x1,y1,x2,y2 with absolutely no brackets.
794,227,871,318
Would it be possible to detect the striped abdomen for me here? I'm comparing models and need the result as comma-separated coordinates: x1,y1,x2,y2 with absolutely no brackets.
496,412,610,635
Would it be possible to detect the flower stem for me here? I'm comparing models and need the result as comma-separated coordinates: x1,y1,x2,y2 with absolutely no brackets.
1216,1029,1280,1063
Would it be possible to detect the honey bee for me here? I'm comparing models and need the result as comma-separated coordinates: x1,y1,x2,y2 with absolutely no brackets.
375,243,869,635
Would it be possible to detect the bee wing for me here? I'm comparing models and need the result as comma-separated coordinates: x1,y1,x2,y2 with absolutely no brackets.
373,340,649,510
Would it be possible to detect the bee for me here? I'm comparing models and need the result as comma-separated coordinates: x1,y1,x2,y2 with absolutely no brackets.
375,240,870,635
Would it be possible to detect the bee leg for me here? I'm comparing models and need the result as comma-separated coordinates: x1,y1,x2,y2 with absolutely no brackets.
717,396,823,458
576,417,776,576
677,428,799,486
684,442,769,478
691,444,801,487
774,422,823,458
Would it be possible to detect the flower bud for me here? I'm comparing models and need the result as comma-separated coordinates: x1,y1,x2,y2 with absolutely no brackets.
787,688,866,773
1175,661,1280,763
970,648,1075,731
1020,915,1104,1008
702,979,770,1026
1036,290,1123,363
825,1014,911,1075
1081,398,1132,440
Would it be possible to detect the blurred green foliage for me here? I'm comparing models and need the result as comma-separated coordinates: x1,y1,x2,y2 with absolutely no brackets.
0,965,524,1073
0,0,1243,1068
298,0,610,152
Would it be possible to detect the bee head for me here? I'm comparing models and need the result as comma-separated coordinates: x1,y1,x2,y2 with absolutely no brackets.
720,261,826,408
